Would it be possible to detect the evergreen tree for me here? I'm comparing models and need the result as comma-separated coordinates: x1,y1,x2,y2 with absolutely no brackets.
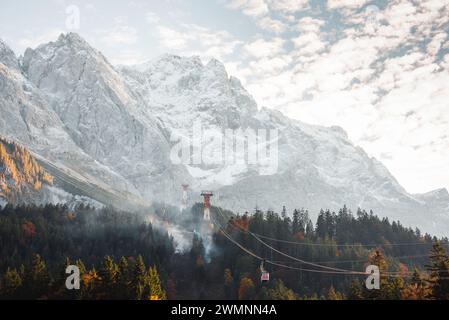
99,256,119,298
117,256,131,299
132,255,147,300
316,210,326,238
292,209,300,234
27,254,50,299
148,266,166,300
426,242,449,299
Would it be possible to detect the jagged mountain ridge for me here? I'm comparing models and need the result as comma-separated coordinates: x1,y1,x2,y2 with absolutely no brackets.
0,33,448,235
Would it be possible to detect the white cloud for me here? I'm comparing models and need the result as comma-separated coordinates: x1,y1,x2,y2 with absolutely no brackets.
327,0,369,10
244,37,285,58
268,0,449,193
145,11,241,61
153,25,192,50
257,16,288,34
248,55,292,75
225,0,269,17
267,0,309,12
294,17,324,33
213,0,449,193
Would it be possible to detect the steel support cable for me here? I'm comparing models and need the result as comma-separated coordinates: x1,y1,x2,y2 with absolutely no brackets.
270,254,431,265
214,207,437,277
253,233,444,248
215,207,364,274
213,217,429,277
211,215,367,276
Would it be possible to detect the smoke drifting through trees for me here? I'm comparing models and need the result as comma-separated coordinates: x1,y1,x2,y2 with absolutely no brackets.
1,201,449,299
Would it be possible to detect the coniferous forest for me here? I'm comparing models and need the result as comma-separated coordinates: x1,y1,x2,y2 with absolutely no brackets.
0,202,448,300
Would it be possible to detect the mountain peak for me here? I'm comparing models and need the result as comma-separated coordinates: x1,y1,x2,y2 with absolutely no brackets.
418,188,449,200
56,32,90,48
0,38,9,50
3,33,449,236
206,58,228,79
0,38,19,70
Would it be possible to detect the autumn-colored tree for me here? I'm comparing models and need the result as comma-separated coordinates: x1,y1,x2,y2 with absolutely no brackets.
264,280,298,300
238,277,255,300
0,138,53,203
22,220,37,238
148,265,166,300
1,268,23,299
401,269,432,301
366,250,407,299
327,286,344,300
223,268,235,299
81,267,101,299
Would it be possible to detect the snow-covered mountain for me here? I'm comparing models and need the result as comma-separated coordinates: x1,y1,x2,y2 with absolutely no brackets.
1,33,448,235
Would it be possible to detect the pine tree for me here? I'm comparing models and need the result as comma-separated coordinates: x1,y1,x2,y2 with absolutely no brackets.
426,242,449,299
148,265,166,300
292,209,300,234
132,255,147,300
117,256,131,299
305,219,314,236
316,210,326,238
99,255,119,297
28,254,50,299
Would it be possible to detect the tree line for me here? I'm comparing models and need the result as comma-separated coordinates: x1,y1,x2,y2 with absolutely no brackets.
0,203,449,299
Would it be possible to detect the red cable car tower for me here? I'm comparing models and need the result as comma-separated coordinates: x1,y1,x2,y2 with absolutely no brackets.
201,191,213,221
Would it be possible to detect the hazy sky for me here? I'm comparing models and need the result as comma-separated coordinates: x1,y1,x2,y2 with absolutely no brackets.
1,0,448,194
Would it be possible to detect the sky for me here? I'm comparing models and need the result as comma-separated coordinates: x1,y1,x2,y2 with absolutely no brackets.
0,0,448,194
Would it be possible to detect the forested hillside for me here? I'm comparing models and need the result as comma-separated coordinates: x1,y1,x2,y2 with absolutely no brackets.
0,203,448,300
0,137,53,204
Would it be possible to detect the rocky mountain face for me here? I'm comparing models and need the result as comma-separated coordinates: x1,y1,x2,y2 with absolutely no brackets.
0,33,448,235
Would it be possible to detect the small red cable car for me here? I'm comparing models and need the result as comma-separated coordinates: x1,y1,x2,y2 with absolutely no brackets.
260,260,270,283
